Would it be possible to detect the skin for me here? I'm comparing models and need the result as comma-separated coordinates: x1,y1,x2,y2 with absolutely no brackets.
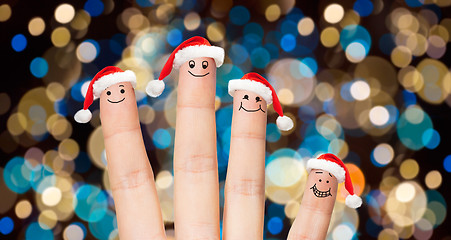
287,169,338,240
173,57,220,239
100,82,166,240
223,90,267,239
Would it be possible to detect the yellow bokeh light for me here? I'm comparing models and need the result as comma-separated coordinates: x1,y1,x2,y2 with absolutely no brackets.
42,186,62,207
397,66,424,92
156,170,173,190
369,106,389,126
278,88,294,105
425,170,442,189
51,27,71,47
350,80,370,101
315,82,334,102
0,4,12,22
38,209,58,229
378,228,399,239
324,4,344,24
71,10,91,31
58,138,80,161
46,82,65,102
320,27,340,47
184,12,201,31
206,22,225,42
391,46,412,68
55,3,75,24
265,4,281,22
337,164,365,203
400,159,419,179
28,17,46,36
15,200,32,219
7,112,27,136
284,200,300,219
298,17,315,36
395,182,416,202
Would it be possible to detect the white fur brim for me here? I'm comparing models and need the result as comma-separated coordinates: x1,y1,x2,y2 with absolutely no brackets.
276,116,294,131
173,45,224,69
306,159,346,183
146,80,165,97
74,109,92,123
228,79,273,105
346,194,362,208
92,70,136,98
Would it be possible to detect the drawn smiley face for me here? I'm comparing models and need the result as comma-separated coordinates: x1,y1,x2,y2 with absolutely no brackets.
310,170,336,198
182,57,215,78
235,90,267,114
101,82,132,104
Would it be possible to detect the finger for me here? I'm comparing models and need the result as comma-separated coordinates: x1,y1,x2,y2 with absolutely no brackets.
223,90,267,239
100,82,166,240
287,169,338,240
174,57,220,239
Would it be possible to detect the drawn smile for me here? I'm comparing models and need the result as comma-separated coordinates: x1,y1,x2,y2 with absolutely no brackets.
188,71,210,77
310,183,332,198
239,102,265,113
107,98,125,103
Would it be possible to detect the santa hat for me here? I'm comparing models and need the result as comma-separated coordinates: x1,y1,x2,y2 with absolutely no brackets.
306,153,363,208
146,36,224,97
74,66,136,123
228,72,294,131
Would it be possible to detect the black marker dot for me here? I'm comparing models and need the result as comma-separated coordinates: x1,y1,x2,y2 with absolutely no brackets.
319,179,322,182
106,91,111,95
189,60,195,68
120,89,125,94
326,180,329,183
202,61,208,69
256,96,261,102
243,95,249,100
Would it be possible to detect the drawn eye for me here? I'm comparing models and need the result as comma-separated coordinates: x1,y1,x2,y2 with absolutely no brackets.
326,180,329,183
120,89,125,94
202,61,208,69
243,95,249,100
255,96,261,102
106,91,111,96
319,179,322,182
189,60,195,68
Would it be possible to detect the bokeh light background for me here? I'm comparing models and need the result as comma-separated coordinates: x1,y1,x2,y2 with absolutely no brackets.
1,0,450,239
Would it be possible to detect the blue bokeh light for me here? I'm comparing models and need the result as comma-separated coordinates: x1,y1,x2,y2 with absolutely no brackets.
280,34,296,52
340,25,372,54
136,0,153,7
3,157,31,193
74,184,108,222
353,0,374,17
25,222,54,240
267,216,283,235
266,123,281,143
378,33,396,55
167,29,183,47
30,57,49,78
11,34,27,52
250,47,270,69
228,44,249,65
229,6,250,26
444,155,451,172
84,0,104,17
0,217,14,235
300,57,318,78
422,129,440,149
152,128,172,149
405,0,423,7
89,209,117,240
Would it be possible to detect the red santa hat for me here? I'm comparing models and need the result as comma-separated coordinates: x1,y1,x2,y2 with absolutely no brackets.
306,153,363,208
74,66,136,123
228,72,294,131
146,36,225,97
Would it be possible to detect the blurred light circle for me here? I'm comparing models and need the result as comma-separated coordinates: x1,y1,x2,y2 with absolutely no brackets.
332,224,354,240
400,159,419,179
0,216,14,235
51,27,71,47
3,157,31,193
26,222,54,240
315,82,334,102
397,66,424,93
64,224,85,240
71,10,91,30
284,200,300,219
88,209,116,240
38,210,58,229
250,47,270,68
84,0,104,17
11,34,27,52
353,0,374,17
228,44,249,64
397,106,433,150
396,182,416,203
372,143,394,166
46,82,65,102
152,128,171,149
324,4,344,24
55,3,75,24
184,12,200,31
320,27,340,47
340,25,371,54
76,40,99,63
444,155,451,172
229,6,250,26
206,22,225,42
300,57,317,78
427,35,446,59
266,123,281,143
267,217,283,235
167,28,182,47
29,17,45,36
42,186,62,207
350,80,370,100
378,228,399,239
0,4,12,22
369,106,389,126
422,129,440,149
265,4,281,22
73,184,108,222
266,157,304,187
156,170,173,190
345,41,367,63
298,17,314,36
425,170,442,189
15,200,32,219
391,46,412,68
280,34,296,52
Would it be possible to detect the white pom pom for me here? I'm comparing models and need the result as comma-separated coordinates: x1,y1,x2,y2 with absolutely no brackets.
146,80,165,97
74,109,92,123
276,116,294,131
345,194,362,208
